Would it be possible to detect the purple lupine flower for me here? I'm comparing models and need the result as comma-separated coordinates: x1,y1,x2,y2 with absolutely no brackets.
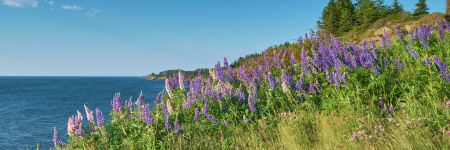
326,70,332,82
407,46,420,60
264,53,270,71
215,61,226,83
236,86,245,103
396,26,409,44
53,127,62,148
309,82,315,93
295,77,305,94
77,128,85,138
201,103,208,115
291,53,297,69
444,20,450,32
342,72,347,85
267,72,275,90
96,108,104,127
301,47,311,74
127,96,133,108
417,31,429,49
243,115,249,123
224,120,230,128
142,104,153,125
136,91,147,108
173,118,179,131
395,59,404,70
205,114,219,125
389,105,395,113
194,107,199,122
333,70,340,87
273,51,281,69
378,97,384,107
433,55,450,83
439,29,446,41
437,20,445,30
410,30,415,44
424,56,432,65
111,93,123,113
161,103,169,120
248,92,257,112
165,117,172,129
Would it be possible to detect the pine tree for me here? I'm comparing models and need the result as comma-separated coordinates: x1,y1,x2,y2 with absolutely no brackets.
374,0,388,18
355,0,378,25
412,0,429,17
320,0,339,34
339,8,354,34
390,0,404,15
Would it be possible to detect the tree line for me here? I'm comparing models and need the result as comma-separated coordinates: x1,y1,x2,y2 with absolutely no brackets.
317,0,430,36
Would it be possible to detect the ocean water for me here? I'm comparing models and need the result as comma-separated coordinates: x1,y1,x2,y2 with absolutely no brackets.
0,77,165,149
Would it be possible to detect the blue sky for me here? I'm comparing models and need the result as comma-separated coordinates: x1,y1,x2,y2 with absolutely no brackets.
0,0,446,76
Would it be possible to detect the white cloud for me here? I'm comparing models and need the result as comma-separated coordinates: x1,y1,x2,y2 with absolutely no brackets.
86,9,101,16
61,5,83,10
48,1,53,5
2,0,38,7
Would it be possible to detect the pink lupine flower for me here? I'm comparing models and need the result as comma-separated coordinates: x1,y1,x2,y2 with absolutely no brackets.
84,105,94,123
166,100,174,114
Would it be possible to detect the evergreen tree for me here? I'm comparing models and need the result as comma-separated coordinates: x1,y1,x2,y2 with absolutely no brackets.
390,0,404,15
374,0,389,18
355,0,378,25
320,0,339,34
339,8,354,33
412,0,429,17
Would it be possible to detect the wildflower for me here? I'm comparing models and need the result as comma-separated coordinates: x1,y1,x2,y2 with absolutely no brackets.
166,100,174,114
374,130,378,134
407,121,412,124
355,115,358,118
84,105,94,123
407,46,420,60
396,124,399,127
402,105,405,107
316,115,319,118
382,128,385,132
402,110,406,113
369,135,373,139
378,137,382,139
127,96,133,108
247,92,257,112
173,118,179,131
194,108,199,122
224,120,230,128
343,135,347,138
389,105,395,113
267,72,275,90
206,114,219,125
395,59,404,70
378,97,384,107
345,117,348,120
53,127,62,148
136,91,147,107
96,108,104,127
142,104,153,125
165,117,172,129
243,116,249,123
332,112,335,116
165,79,174,99
359,125,363,129
389,118,393,122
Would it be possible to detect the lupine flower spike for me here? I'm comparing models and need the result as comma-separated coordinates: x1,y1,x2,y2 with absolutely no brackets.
53,127,62,148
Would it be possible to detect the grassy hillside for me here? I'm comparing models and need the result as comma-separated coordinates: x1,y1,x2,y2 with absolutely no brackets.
52,19,450,149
